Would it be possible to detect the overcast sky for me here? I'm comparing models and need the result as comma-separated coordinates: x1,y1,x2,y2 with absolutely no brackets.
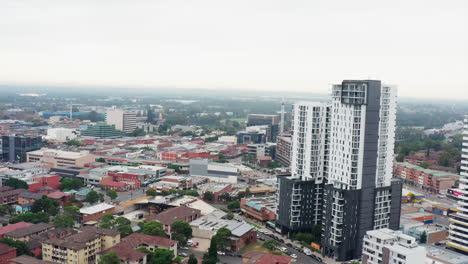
1,0,467,99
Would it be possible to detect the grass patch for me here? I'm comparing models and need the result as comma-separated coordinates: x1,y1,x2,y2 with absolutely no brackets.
240,242,271,254
248,222,262,229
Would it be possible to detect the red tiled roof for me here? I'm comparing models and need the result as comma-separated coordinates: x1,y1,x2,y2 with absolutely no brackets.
99,243,146,261
0,222,33,236
0,242,16,255
256,254,292,264
122,233,177,248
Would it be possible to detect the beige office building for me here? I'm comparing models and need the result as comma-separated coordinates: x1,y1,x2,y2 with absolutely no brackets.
105,108,136,133
27,149,95,168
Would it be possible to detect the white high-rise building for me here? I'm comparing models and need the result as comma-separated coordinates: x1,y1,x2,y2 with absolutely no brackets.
447,116,468,254
322,80,401,261
362,228,426,264
105,108,136,134
276,102,330,234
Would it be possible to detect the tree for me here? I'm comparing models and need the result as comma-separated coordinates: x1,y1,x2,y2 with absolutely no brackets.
203,191,214,201
263,239,280,250
139,221,167,237
146,189,157,196
4,178,28,190
31,196,59,215
213,227,232,251
59,178,83,191
185,190,199,197
227,201,240,211
419,162,431,169
129,128,146,137
96,157,106,163
420,231,427,243
171,221,192,244
54,215,75,228
219,193,232,202
203,238,218,264
10,212,49,224
0,205,13,216
409,193,417,205
85,190,100,204
63,205,80,218
118,224,133,237
107,190,118,201
188,254,198,264
226,212,234,220
0,238,31,256
98,252,120,264
245,188,250,196
151,248,174,264
65,140,84,146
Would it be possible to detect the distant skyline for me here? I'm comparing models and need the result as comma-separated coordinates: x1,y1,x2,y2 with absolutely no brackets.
1,0,467,99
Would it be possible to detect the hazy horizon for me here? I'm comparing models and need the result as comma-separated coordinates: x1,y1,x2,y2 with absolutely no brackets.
1,0,467,99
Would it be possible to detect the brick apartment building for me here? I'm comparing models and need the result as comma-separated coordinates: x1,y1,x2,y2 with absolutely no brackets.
0,243,16,264
146,206,201,234
80,203,116,222
395,162,459,194
28,174,60,192
0,187,26,205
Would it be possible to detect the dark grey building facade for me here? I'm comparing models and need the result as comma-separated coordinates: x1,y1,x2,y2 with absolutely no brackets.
1,135,43,163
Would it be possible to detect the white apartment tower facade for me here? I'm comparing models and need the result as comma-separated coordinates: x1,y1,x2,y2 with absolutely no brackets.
322,80,402,261
447,116,468,254
275,80,402,261
276,103,330,234
105,108,136,134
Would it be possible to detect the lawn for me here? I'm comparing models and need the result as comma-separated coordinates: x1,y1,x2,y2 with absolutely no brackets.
240,242,271,254
248,222,262,229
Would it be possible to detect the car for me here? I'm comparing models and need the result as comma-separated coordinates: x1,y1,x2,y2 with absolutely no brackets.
286,243,293,247
279,247,287,252
179,253,188,257
217,251,226,256
278,238,285,243
259,237,265,241
180,246,189,250
290,254,298,259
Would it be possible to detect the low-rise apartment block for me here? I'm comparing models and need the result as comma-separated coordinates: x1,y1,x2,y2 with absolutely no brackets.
362,228,426,264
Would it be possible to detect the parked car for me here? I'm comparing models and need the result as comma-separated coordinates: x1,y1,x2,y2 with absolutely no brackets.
217,251,226,256
286,243,293,247
290,254,298,259
179,253,188,257
280,247,287,252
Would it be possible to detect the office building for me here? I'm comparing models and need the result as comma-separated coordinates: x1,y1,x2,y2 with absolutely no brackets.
275,135,292,167
1,135,43,163
447,116,468,254
190,159,239,183
361,228,426,264
27,149,95,168
276,102,330,235
322,80,401,260
105,108,136,133
247,114,280,126
80,122,126,138
44,128,78,142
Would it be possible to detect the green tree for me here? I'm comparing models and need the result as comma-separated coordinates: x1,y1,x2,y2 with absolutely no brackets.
63,205,80,217
419,162,431,169
146,189,157,196
98,251,120,264
65,140,84,146
118,224,133,237
96,157,106,163
185,190,199,197
31,196,59,215
226,211,234,220
227,201,240,211
139,221,167,237
54,215,75,228
4,178,28,189
0,238,31,256
85,190,100,204
150,248,174,264
188,254,198,264
129,128,146,137
420,231,427,243
219,193,232,202
203,238,218,264
0,205,14,216
10,212,49,224
263,239,280,250
107,190,118,201
59,178,83,191
203,191,214,201
213,227,232,251
171,221,192,244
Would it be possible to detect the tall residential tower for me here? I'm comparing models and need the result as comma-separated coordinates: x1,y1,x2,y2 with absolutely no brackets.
322,80,401,260
447,116,468,254
275,80,402,261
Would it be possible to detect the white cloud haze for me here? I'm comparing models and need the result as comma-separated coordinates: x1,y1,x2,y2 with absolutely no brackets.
0,0,467,98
